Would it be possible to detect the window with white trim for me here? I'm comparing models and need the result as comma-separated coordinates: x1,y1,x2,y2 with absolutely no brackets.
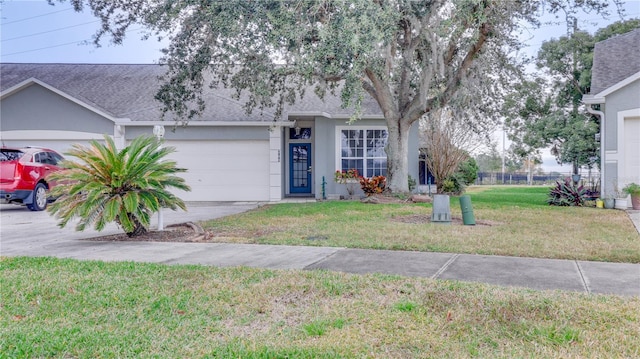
338,127,388,177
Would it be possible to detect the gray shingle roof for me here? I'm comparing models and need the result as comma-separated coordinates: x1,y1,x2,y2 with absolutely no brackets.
591,28,640,94
0,63,383,122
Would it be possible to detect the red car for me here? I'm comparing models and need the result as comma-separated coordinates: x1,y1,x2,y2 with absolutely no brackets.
0,146,65,211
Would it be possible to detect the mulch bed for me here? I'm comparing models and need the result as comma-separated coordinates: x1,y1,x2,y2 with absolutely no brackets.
84,222,211,243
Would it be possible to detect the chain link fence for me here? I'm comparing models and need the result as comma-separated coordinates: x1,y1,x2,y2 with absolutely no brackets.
476,172,600,191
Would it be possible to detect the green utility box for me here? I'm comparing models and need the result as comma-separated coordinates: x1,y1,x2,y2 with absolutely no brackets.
459,195,475,225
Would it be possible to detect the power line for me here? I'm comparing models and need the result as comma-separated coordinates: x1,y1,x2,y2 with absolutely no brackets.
0,28,144,58
1,38,96,57
1,7,75,25
535,12,640,29
518,11,640,47
2,20,100,42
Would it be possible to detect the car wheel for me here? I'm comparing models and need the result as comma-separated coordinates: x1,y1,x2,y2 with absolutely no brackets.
27,183,48,211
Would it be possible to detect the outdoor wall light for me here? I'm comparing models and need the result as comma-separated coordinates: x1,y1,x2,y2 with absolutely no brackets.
153,125,165,139
294,119,301,136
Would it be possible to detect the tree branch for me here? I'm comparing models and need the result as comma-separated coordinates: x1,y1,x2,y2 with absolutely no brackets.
427,20,492,113
364,68,398,119
361,78,377,98
398,18,414,113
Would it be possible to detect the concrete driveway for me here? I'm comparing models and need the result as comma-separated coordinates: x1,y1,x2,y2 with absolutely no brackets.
0,202,260,256
0,202,343,271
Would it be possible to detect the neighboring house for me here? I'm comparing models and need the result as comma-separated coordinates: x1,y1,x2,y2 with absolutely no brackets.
583,29,640,204
0,63,421,202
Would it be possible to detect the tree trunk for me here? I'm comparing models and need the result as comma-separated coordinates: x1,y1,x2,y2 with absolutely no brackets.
363,68,419,194
125,214,148,238
386,118,411,193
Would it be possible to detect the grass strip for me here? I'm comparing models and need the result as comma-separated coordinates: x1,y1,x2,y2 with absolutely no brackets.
2,257,639,358
202,186,640,263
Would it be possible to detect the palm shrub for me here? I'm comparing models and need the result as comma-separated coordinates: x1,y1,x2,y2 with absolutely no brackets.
47,135,191,237
547,177,588,206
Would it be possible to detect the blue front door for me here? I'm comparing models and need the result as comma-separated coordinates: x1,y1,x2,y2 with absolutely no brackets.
290,143,312,194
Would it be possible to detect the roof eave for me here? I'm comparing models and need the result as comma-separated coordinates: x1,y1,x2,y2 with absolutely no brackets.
0,77,125,124
591,70,640,99
582,94,605,105
118,120,295,127
286,111,385,120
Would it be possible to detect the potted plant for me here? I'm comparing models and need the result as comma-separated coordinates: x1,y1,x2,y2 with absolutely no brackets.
623,183,640,210
613,180,629,210
595,198,604,208
603,196,615,209
334,169,360,199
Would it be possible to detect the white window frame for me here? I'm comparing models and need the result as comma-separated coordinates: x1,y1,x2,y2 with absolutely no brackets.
335,125,388,178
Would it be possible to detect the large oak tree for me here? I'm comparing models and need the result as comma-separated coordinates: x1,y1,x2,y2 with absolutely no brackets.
55,0,619,192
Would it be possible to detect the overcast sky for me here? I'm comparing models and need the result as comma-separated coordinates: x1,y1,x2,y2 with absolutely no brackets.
2,0,639,173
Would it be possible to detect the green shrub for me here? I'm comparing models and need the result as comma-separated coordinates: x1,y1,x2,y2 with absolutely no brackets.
408,175,417,192
441,157,478,195
441,178,458,193
457,157,479,186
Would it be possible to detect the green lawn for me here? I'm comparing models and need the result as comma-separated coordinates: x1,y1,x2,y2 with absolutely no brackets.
202,186,640,263
2,257,639,358
3,187,638,357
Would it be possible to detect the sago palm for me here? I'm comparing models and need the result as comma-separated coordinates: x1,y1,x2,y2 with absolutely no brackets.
48,135,191,237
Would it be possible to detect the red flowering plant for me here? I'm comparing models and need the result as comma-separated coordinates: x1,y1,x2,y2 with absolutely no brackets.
334,169,359,182
334,169,360,196
359,175,387,196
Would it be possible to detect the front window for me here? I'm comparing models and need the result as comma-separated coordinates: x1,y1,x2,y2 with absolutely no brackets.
339,128,388,177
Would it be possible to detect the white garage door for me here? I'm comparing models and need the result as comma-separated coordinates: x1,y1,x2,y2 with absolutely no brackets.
164,140,270,202
624,117,640,183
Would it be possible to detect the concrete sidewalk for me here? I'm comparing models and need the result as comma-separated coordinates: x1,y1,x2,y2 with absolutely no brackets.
629,210,640,234
2,203,639,297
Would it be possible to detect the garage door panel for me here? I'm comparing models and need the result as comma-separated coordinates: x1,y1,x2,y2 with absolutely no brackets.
180,171,268,186
167,142,261,154
172,184,269,202
171,185,269,202
624,117,640,183
173,158,269,172
165,140,270,201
